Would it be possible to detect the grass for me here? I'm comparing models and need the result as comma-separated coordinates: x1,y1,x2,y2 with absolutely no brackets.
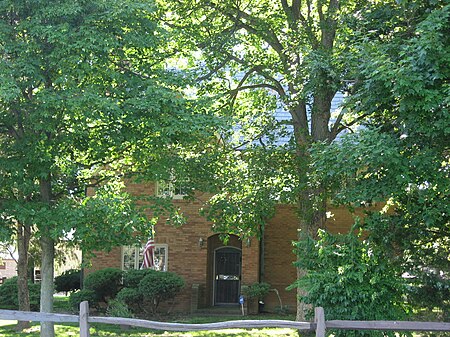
1,296,299,336
0,322,300,337
53,294,72,313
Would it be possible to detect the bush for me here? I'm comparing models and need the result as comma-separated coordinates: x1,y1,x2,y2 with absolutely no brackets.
106,298,134,318
116,287,141,306
69,289,98,310
138,270,185,313
244,282,271,300
122,268,154,288
84,268,123,302
0,277,40,311
117,269,184,315
54,269,81,294
290,229,409,337
117,269,154,314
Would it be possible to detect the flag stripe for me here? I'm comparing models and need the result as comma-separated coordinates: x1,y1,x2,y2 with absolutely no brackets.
142,239,155,269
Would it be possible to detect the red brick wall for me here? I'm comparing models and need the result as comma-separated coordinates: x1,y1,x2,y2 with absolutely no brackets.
263,204,298,312
85,248,122,275
241,241,260,285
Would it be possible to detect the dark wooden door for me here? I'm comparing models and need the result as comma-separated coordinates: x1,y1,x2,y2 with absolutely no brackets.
214,247,241,304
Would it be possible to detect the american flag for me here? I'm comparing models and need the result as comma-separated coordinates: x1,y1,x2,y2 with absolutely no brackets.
141,238,155,269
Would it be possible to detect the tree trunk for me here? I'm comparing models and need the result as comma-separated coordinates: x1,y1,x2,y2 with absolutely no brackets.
16,222,31,331
295,186,326,321
292,92,331,321
39,177,55,337
295,192,327,322
40,234,55,337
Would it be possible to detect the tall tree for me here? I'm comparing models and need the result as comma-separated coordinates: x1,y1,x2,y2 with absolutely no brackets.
309,1,449,320
158,0,449,320
0,0,208,335
159,0,369,319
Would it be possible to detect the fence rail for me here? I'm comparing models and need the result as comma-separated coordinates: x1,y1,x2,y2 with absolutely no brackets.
0,302,449,337
326,320,450,332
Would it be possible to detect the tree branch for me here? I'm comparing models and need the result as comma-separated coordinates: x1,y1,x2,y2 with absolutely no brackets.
335,112,372,136
229,67,256,107
280,0,297,31
205,1,290,70
231,83,281,95
321,0,339,49
281,0,319,49
228,54,287,100
231,128,272,151
306,0,312,22
329,107,346,140
196,56,232,82
235,12,286,63
292,0,301,19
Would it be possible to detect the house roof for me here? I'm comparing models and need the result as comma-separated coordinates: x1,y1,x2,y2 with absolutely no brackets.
235,91,347,149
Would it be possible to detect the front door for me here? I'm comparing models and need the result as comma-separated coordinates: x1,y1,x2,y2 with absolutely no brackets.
214,247,241,304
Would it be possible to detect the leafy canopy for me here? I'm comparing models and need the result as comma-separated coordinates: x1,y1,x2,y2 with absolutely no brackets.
0,0,214,250
309,1,449,318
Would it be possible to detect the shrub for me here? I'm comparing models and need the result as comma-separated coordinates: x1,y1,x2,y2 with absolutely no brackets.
116,287,142,306
117,269,157,314
290,229,409,337
83,268,123,302
122,268,154,288
28,282,41,310
244,282,271,300
69,289,98,310
116,269,184,315
0,277,40,311
106,298,134,318
138,270,185,313
54,269,81,294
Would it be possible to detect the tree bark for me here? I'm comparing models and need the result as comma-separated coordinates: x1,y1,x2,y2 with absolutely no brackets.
39,177,55,337
16,222,31,331
296,268,309,321
293,91,332,322
40,234,55,337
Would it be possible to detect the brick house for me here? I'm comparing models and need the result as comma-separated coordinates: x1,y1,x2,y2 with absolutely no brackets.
0,253,17,284
86,179,369,314
85,92,360,313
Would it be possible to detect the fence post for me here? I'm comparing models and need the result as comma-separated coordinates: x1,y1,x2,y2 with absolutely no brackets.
79,301,90,337
314,307,326,337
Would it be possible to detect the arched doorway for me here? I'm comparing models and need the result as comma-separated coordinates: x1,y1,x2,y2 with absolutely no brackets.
206,234,242,306
214,247,242,304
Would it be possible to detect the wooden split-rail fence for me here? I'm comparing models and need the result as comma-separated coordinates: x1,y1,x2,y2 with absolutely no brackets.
0,301,449,337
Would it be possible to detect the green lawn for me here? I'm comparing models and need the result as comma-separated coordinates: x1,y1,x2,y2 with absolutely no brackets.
53,294,72,313
0,322,299,337
1,296,299,336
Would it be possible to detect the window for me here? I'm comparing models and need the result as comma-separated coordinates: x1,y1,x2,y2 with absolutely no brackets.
156,179,191,200
122,244,168,272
